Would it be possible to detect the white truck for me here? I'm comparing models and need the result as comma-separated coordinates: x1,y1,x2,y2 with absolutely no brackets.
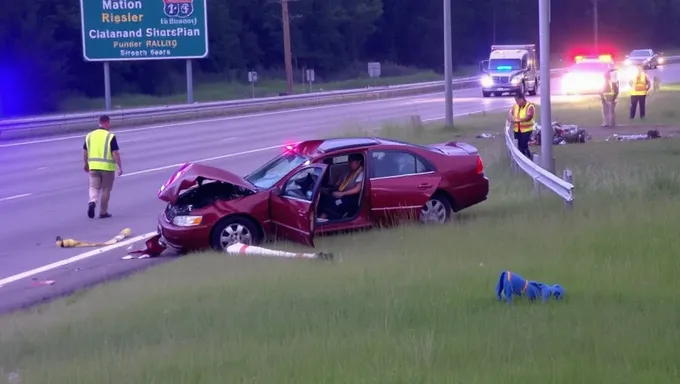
479,44,539,97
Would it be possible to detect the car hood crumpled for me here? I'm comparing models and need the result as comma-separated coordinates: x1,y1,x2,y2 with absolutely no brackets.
157,162,256,204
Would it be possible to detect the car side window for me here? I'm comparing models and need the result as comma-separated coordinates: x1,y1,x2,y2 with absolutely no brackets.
370,150,432,178
282,166,323,201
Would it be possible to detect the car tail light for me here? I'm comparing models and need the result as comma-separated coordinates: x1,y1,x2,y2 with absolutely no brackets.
476,156,484,174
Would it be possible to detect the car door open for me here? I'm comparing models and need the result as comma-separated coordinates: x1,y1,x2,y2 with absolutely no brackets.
269,164,328,246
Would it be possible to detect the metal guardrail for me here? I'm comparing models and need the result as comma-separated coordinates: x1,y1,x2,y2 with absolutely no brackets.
504,121,575,207
0,68,574,135
1,55,678,138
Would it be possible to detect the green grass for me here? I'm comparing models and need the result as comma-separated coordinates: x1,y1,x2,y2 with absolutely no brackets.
2,93,680,383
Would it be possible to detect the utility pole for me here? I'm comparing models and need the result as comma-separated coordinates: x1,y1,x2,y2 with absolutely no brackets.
538,0,554,173
443,0,453,128
593,0,599,50
281,0,294,95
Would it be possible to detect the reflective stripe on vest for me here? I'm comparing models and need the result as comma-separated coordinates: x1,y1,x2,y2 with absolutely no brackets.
86,129,116,171
631,73,648,96
512,103,534,133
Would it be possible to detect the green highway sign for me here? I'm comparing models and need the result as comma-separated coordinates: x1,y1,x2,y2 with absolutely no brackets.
79,0,209,61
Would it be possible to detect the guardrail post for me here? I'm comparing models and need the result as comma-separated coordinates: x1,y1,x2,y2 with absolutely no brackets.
562,169,573,209
532,154,542,197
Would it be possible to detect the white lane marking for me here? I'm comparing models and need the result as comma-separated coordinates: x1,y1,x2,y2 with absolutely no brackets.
120,144,283,177
0,92,456,148
0,193,32,202
221,137,236,142
422,104,514,122
0,232,158,287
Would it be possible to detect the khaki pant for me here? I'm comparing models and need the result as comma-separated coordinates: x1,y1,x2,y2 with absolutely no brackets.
601,99,616,127
89,170,115,214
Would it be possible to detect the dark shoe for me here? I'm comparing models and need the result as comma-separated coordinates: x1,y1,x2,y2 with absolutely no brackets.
99,213,112,219
88,202,96,218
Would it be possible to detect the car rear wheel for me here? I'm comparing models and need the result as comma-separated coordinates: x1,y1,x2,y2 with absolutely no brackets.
210,216,262,251
419,195,452,224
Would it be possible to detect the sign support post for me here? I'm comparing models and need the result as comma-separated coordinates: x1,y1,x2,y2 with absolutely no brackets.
103,62,111,111
186,60,194,103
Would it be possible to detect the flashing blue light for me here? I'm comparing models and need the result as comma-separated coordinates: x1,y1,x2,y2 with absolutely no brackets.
496,65,512,70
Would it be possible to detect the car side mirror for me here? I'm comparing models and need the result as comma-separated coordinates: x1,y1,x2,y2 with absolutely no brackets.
272,186,283,196
479,60,489,73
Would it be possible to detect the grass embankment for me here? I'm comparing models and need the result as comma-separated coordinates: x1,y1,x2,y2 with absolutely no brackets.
1,91,680,383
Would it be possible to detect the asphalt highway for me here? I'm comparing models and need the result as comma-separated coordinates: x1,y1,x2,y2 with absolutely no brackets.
1,64,679,313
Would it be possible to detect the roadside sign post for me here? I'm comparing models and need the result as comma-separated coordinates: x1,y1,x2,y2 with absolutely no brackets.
368,62,381,88
103,62,111,110
248,71,258,98
305,69,315,92
538,0,554,172
79,0,209,109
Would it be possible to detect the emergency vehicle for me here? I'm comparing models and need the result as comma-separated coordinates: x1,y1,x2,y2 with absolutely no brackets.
561,54,617,95
479,44,540,97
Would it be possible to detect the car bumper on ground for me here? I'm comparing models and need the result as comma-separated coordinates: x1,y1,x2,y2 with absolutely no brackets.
157,213,211,252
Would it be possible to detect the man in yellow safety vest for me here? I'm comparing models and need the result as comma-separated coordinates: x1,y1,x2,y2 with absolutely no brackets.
507,93,535,159
600,69,619,127
629,64,651,120
83,115,123,218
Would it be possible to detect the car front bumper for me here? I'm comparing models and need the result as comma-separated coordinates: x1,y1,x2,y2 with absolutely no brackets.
157,212,212,252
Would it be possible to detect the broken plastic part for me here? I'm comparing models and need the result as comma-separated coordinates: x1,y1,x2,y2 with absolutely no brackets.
127,234,165,258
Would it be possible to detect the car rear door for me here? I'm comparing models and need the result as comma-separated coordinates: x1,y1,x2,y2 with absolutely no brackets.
368,149,442,222
270,164,328,246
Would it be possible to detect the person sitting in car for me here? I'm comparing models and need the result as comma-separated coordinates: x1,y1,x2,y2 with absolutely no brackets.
318,154,364,221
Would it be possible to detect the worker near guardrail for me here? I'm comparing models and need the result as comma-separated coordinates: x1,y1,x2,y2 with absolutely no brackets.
507,93,535,159
600,68,619,127
83,115,123,219
629,64,651,120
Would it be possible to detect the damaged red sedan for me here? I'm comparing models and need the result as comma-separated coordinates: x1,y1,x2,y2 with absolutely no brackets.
137,137,489,256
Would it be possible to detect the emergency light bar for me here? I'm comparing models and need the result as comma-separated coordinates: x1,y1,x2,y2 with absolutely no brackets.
574,54,612,63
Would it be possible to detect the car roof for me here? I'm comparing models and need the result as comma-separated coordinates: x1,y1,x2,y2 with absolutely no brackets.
298,137,435,156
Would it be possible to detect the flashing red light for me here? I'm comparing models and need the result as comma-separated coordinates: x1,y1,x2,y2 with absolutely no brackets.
574,54,612,63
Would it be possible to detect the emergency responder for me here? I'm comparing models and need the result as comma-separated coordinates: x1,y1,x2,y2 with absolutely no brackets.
83,115,123,219
629,64,651,119
600,68,619,127
507,93,535,159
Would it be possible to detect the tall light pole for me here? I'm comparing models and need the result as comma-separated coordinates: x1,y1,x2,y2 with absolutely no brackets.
538,0,553,172
593,0,599,50
281,0,294,95
443,0,453,128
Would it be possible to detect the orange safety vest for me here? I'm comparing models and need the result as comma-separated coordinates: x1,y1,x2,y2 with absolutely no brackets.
511,102,535,133
630,73,649,96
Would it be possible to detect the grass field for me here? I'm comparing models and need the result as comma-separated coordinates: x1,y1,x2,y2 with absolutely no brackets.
1,92,680,383
60,68,457,113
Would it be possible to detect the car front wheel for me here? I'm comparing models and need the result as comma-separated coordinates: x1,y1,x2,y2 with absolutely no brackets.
419,195,452,224
210,217,262,251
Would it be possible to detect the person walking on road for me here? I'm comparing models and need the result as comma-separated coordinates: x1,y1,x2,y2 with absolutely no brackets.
83,115,123,219
600,68,619,127
507,93,535,159
629,64,651,120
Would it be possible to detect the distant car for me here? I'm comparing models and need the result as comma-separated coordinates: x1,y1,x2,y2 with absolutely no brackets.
561,55,616,95
147,137,489,254
624,49,661,69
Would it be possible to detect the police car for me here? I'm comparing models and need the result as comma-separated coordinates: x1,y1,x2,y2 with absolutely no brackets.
561,55,617,95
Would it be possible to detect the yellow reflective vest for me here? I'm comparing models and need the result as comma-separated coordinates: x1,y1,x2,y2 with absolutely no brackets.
86,128,116,171
511,102,535,133
630,73,649,96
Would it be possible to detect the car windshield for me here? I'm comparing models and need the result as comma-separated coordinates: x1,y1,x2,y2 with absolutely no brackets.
570,62,609,72
629,50,651,57
488,58,521,71
245,152,310,190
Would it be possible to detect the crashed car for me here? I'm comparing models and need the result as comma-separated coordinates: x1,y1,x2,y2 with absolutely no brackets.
136,137,489,256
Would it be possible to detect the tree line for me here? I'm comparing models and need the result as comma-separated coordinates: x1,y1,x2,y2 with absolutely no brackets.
1,0,679,116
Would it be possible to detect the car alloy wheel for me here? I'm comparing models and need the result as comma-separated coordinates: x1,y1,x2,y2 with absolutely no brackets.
419,197,449,224
219,223,252,249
